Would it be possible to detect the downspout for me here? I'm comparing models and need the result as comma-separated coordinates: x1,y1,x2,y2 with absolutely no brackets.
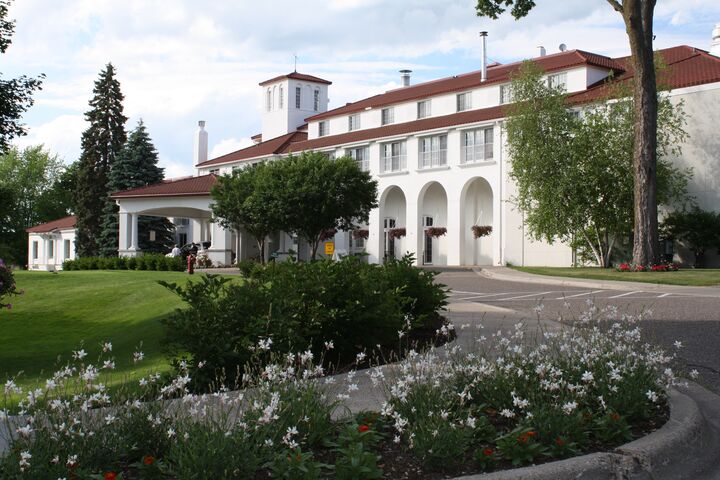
498,121,504,265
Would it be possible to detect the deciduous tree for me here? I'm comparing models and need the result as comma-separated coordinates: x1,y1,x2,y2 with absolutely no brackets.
0,0,44,153
661,208,720,268
505,63,688,267
476,0,662,265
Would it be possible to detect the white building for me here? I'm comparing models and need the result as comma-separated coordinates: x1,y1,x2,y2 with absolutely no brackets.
108,39,720,268
26,216,77,271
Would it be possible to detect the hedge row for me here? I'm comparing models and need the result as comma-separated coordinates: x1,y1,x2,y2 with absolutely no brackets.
62,254,185,272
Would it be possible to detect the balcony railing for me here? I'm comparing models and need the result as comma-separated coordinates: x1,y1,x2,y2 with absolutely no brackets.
419,149,447,169
461,145,494,164
382,155,407,173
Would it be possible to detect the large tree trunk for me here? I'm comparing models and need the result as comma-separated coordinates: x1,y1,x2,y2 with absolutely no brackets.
611,0,659,266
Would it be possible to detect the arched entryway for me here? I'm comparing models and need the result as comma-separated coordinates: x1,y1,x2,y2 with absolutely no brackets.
460,177,493,265
418,182,448,266
378,186,407,261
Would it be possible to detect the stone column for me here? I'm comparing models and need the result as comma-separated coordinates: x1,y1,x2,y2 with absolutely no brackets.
129,213,139,252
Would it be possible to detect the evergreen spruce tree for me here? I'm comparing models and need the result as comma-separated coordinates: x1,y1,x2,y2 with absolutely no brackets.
75,63,127,257
98,120,174,256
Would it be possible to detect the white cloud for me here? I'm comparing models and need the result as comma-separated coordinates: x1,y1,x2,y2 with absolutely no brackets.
210,137,254,159
13,114,86,165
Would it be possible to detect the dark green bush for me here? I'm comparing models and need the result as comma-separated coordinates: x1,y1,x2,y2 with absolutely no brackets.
160,255,448,391
60,254,184,272
236,259,263,278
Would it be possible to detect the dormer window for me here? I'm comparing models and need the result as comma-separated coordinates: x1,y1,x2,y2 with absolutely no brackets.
295,86,301,109
318,121,328,137
548,72,568,92
348,114,361,131
381,107,394,125
499,84,513,105
456,92,472,112
417,100,431,119
313,90,320,111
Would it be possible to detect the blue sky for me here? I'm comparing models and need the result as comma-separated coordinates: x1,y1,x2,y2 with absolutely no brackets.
4,0,720,177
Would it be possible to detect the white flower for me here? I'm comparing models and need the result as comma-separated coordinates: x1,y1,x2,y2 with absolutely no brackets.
16,424,33,438
66,454,78,467
72,349,87,361
324,340,334,350
133,351,145,363
500,409,515,419
102,342,113,353
104,414,116,425
167,428,176,438
690,369,700,379
646,390,659,403
673,340,683,349
581,371,594,383
102,360,115,370
356,352,367,363
562,401,578,414
257,337,273,351
19,450,31,471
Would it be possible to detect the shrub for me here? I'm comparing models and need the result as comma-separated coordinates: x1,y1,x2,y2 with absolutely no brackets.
236,259,263,278
160,256,448,391
0,258,20,309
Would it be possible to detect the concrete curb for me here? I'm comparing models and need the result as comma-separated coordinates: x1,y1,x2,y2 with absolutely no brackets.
476,267,720,298
452,382,720,480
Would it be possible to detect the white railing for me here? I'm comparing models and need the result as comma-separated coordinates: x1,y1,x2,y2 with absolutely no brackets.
461,145,493,164
382,155,407,173
419,149,447,169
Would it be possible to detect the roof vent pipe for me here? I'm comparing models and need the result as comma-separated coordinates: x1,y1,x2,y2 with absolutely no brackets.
538,45,546,57
400,69,412,87
711,24,720,57
480,31,488,82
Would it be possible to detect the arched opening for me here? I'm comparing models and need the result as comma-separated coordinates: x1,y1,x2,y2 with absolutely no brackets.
418,182,448,266
378,186,407,262
460,177,494,265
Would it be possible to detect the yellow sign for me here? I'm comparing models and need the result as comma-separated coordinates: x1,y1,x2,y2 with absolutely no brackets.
324,242,335,256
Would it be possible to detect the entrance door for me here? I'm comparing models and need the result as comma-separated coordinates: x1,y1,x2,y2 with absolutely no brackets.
383,217,396,261
423,216,433,265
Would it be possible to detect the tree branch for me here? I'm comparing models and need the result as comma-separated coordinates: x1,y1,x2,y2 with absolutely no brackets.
605,0,624,13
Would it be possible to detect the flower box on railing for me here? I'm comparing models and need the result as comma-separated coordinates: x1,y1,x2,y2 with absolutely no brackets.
425,227,447,238
472,225,493,238
388,228,406,240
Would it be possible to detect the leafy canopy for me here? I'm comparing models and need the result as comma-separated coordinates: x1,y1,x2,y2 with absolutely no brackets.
505,62,689,267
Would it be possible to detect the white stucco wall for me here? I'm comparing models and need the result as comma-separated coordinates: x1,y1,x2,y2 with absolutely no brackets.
27,229,76,271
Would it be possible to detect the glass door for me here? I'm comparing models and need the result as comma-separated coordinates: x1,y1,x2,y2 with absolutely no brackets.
383,217,396,261
423,216,433,265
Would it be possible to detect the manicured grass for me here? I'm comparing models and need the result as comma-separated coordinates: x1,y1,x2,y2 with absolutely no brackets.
0,270,202,394
511,266,720,286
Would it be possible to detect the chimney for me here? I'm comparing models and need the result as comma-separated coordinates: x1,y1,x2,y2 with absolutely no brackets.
537,45,546,57
400,69,412,87
194,120,208,168
480,31,488,82
711,24,720,57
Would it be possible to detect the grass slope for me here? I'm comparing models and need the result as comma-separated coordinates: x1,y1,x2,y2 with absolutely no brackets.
512,266,720,287
0,270,194,392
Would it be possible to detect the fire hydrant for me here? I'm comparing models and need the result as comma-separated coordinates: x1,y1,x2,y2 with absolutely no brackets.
187,254,195,274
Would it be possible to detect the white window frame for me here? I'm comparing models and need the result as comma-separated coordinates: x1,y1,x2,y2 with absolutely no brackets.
456,92,472,112
381,107,394,125
313,90,320,111
418,134,448,169
417,100,431,119
266,89,272,111
279,85,284,108
499,84,513,105
348,146,369,172
461,127,494,164
48,239,54,259
348,114,361,132
548,72,568,92
295,86,301,109
209,168,220,175
32,241,38,260
64,239,71,259
318,121,328,137
381,141,407,173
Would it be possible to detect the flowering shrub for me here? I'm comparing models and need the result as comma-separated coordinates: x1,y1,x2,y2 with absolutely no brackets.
471,225,493,238
425,227,447,238
379,303,681,471
616,262,680,272
0,259,20,310
0,304,684,478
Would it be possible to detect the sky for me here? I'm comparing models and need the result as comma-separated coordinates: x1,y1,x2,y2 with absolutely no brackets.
4,0,720,178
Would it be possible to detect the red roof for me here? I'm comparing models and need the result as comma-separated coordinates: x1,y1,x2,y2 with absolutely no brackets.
197,131,307,167
259,72,332,86
305,49,623,122
26,215,76,233
111,174,218,198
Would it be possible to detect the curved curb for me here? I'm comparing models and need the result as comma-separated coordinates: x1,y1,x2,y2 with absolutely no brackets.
475,268,720,297
451,382,720,479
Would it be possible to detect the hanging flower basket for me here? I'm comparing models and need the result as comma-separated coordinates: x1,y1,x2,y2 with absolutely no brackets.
425,227,447,238
388,227,406,240
319,228,337,242
472,225,493,238
352,229,369,240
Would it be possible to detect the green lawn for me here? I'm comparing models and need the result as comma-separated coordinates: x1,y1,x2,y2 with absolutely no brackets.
0,270,200,395
511,266,720,286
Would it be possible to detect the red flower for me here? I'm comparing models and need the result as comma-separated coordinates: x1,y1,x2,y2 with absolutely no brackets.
143,455,155,466
517,433,529,444
104,472,117,480
609,412,621,422
358,424,370,433
526,430,537,437
483,447,494,457
555,436,565,447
